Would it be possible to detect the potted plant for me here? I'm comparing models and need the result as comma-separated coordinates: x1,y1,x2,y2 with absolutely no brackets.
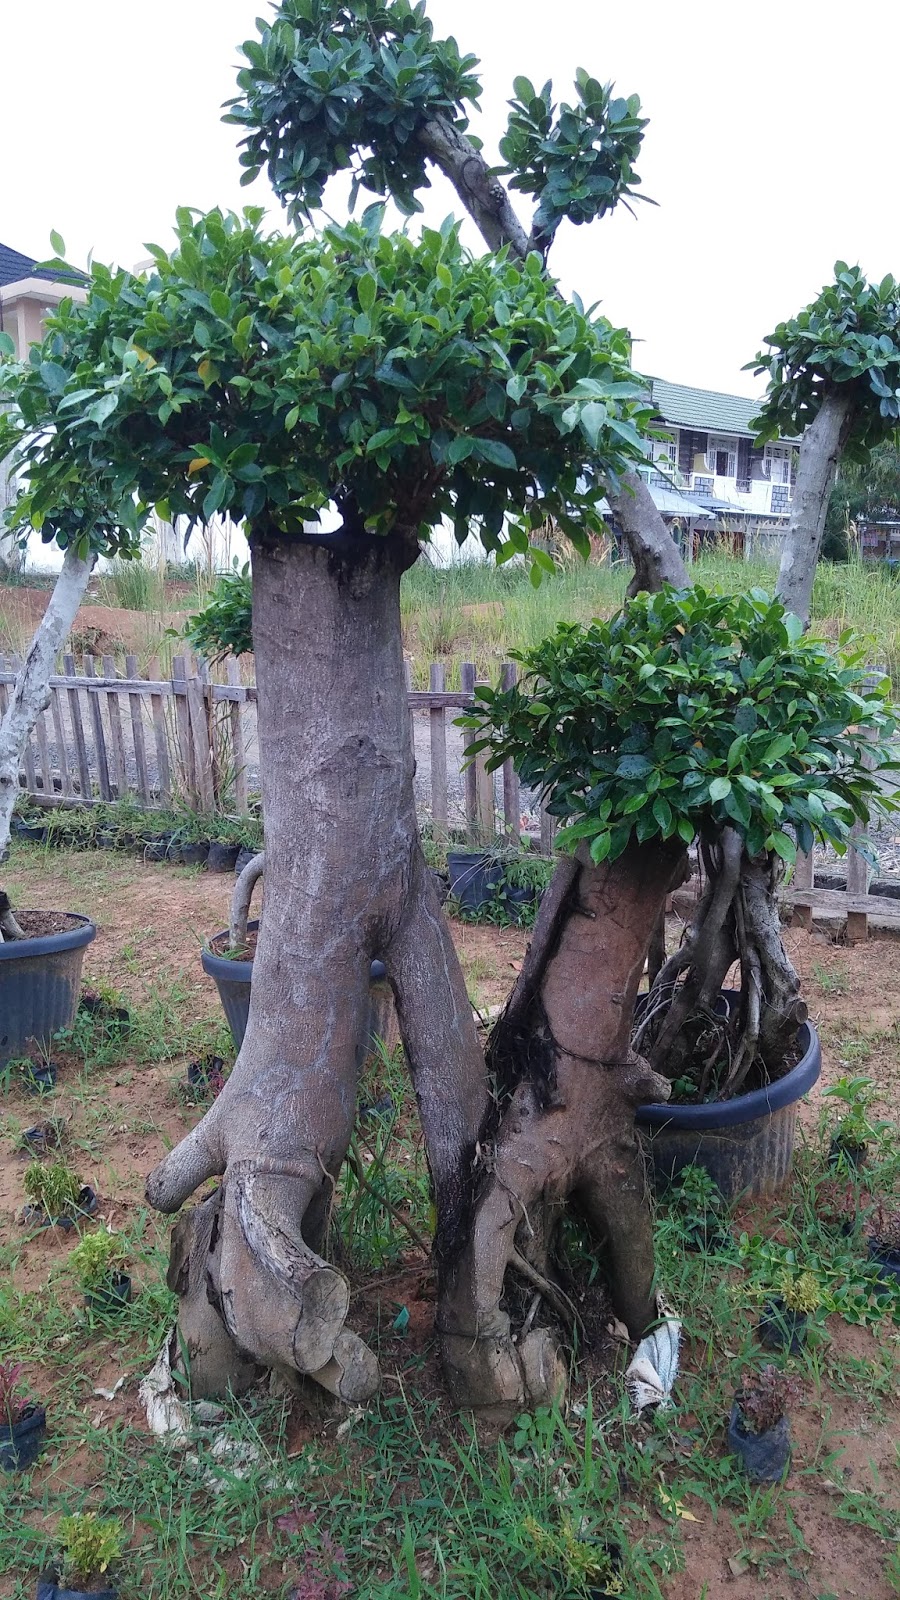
522,1513,624,1597
69,1229,131,1315
183,1053,226,1101
37,1513,123,1600
0,1360,46,1473
466,589,897,1198
868,1203,900,1285
0,895,95,1074
758,1268,821,1352
206,816,243,875
669,1163,731,1254
823,1076,882,1168
446,845,550,924
728,1366,801,1483
22,1160,97,1231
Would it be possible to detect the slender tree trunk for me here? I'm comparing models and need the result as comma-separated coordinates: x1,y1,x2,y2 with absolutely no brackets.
775,387,854,623
147,532,489,1401
607,471,690,594
0,544,94,936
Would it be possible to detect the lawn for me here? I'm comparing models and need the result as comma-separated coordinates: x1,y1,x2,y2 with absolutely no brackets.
0,843,898,1599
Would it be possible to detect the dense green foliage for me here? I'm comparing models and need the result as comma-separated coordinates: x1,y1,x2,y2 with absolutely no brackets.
752,264,900,457
826,436,900,556
463,587,898,866
226,0,481,218
0,209,649,562
500,70,648,248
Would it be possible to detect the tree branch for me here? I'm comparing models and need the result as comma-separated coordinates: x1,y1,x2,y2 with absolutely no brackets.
418,115,531,260
775,387,854,624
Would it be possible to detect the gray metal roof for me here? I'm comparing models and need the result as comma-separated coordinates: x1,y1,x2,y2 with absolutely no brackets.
649,377,763,437
0,241,84,290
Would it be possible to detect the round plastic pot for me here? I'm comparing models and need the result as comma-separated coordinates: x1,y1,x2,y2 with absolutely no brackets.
446,852,504,915
142,836,172,863
84,1273,132,1314
758,1297,808,1353
201,922,386,1057
23,1185,98,1233
207,842,239,874
36,1575,117,1600
178,841,209,868
868,1241,900,1284
0,1404,46,1472
234,846,256,877
15,822,48,843
828,1136,868,1170
727,1401,791,1482
635,997,821,1199
23,1062,58,1096
0,914,95,1071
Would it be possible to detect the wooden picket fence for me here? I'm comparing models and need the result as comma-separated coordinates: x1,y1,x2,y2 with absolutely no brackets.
0,651,552,850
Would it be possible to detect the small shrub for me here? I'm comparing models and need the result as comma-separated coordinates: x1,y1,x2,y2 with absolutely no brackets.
776,1268,822,1314
23,1160,82,1217
58,1514,123,1584
68,1229,127,1292
737,1366,802,1435
823,1075,881,1145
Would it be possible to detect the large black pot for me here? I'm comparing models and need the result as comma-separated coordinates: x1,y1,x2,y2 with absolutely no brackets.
0,915,95,1071
636,1002,821,1199
202,922,388,1062
446,852,539,923
0,1404,46,1472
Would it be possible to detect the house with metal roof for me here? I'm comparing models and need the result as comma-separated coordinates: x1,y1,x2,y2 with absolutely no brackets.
0,241,86,356
640,377,799,551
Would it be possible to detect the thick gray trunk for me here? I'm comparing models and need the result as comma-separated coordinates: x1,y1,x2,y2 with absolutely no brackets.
0,543,94,935
776,388,853,624
607,471,689,594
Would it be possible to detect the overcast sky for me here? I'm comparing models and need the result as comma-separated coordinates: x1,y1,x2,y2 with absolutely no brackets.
3,0,899,399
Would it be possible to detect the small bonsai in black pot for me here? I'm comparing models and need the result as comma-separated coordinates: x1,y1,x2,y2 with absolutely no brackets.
38,1513,123,1600
758,1268,821,1353
69,1230,132,1316
868,1203,900,1285
22,1161,97,1231
728,1365,801,1483
0,1360,46,1473
824,1075,882,1170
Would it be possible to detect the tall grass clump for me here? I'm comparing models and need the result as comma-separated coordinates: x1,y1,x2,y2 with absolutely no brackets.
99,557,166,613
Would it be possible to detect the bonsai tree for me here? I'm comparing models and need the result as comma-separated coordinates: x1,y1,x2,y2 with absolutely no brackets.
466,587,897,1098
751,265,900,623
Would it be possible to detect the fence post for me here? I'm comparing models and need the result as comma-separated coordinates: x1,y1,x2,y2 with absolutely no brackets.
49,681,73,797
792,847,814,931
171,655,197,804
83,655,112,801
125,653,151,804
460,662,478,842
63,654,92,800
102,654,129,799
428,662,448,843
148,656,172,806
472,676,495,844
500,661,520,840
227,658,250,814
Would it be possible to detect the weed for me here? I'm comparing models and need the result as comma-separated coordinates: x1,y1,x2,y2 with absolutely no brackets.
68,1228,127,1292
23,1159,82,1217
736,1367,802,1434
58,1513,124,1585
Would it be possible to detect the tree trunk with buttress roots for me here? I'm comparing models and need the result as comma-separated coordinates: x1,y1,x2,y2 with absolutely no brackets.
440,838,686,1415
775,387,853,625
147,530,490,1404
0,544,95,939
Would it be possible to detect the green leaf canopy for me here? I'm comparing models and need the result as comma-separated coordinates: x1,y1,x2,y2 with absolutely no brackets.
0,208,651,559
462,586,898,864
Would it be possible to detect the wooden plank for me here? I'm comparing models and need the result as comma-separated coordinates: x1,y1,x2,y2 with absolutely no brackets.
500,661,520,839
171,655,196,802
102,655,129,798
63,655,92,800
50,685,73,796
35,713,53,797
540,799,554,857
403,659,417,767
227,657,249,814
0,670,256,702
83,655,112,801
185,673,216,812
473,677,494,846
428,663,448,841
460,662,477,840
792,847,814,931
149,657,172,805
125,654,151,804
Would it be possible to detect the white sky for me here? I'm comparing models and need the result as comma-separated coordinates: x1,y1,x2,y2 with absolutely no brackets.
3,0,900,402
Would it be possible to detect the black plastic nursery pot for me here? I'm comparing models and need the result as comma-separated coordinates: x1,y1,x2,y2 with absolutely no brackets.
23,1186,98,1233
142,835,173,863
758,1297,808,1353
636,999,821,1200
207,841,240,874
84,1273,132,1314
0,914,95,1071
201,921,388,1059
23,1062,58,1095
0,1404,46,1472
446,851,539,923
868,1241,900,1284
179,841,210,868
828,1135,868,1169
36,1575,117,1600
234,846,256,876
727,1401,791,1483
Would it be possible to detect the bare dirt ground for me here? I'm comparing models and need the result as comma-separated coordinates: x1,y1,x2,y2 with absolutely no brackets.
1,845,898,1599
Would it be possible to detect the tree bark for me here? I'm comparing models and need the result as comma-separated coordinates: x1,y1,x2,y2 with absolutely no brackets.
418,116,531,261
607,471,689,595
0,543,94,935
775,387,854,624
147,532,489,1401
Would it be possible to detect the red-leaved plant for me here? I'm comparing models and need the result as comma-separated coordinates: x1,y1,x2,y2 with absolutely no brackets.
737,1366,802,1435
0,1361,30,1426
276,1506,352,1600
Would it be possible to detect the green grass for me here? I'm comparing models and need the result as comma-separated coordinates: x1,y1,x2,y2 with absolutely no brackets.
400,550,900,685
97,558,167,614
1,972,899,1597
